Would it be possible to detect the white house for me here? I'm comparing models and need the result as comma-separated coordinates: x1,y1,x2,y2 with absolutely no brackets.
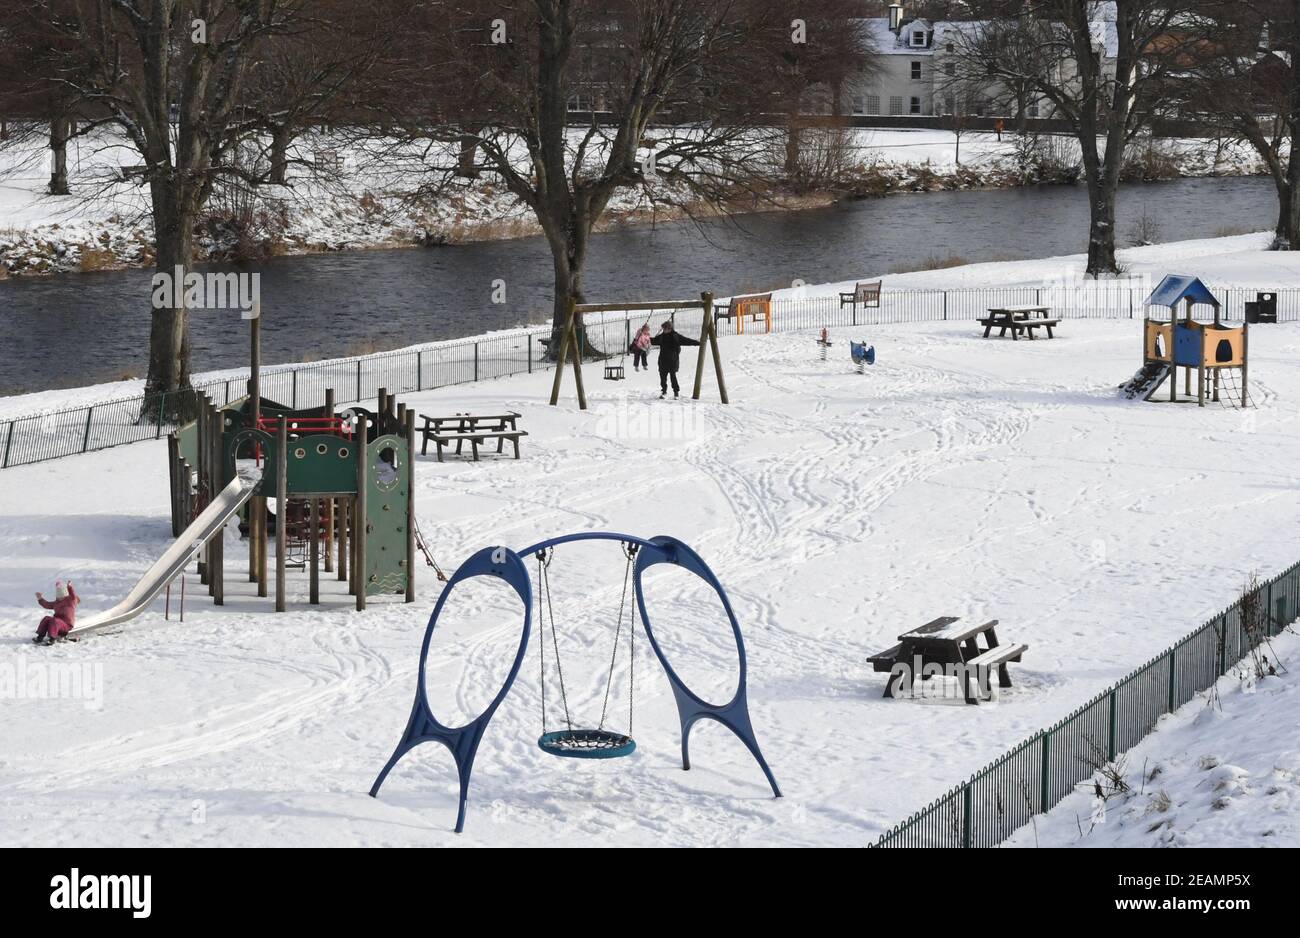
838,2,1119,121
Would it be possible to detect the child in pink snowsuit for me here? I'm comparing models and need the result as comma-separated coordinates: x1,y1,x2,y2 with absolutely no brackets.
34,580,78,643
630,324,652,371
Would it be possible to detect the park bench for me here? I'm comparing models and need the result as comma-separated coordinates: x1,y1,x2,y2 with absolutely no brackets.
979,305,1060,340
713,293,773,334
868,616,1027,705
419,412,527,462
839,280,882,314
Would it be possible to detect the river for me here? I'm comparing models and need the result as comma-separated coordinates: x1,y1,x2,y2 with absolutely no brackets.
0,175,1276,395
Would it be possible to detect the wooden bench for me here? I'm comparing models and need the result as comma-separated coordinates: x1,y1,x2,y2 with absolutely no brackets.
427,429,528,462
868,616,1027,704
419,412,525,461
965,643,1027,699
713,293,773,334
979,306,1060,340
839,280,882,313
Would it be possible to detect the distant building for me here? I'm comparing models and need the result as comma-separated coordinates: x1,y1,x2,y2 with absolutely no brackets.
833,2,1119,122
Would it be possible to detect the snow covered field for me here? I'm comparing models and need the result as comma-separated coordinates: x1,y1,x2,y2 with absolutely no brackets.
4,308,1300,846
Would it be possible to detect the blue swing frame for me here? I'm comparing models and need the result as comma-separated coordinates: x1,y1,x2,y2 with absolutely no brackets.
369,532,781,833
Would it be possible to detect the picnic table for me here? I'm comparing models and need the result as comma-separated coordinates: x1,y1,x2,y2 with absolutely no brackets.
418,412,527,462
978,305,1060,340
867,616,1027,705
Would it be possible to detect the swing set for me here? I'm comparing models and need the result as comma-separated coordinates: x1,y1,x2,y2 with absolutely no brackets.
369,532,781,832
548,294,729,409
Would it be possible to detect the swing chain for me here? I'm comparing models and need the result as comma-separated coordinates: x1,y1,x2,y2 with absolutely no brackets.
536,548,574,734
597,542,639,733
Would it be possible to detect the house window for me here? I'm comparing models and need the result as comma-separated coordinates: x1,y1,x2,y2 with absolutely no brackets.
910,30,926,47
911,61,922,80
942,94,955,115
944,62,955,77
567,94,593,112
889,96,904,115
1027,100,1041,118
910,97,922,114
852,96,866,115
946,43,954,53
866,94,880,115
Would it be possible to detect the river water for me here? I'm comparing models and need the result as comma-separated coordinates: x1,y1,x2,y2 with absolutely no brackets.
0,176,1275,395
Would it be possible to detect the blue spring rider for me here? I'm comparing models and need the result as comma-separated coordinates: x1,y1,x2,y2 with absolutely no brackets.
850,341,876,371
368,532,782,832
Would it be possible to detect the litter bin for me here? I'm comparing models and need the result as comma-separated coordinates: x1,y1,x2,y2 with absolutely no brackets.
1245,291,1277,324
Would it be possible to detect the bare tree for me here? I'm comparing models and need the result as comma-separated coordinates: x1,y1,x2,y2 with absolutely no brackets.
954,2,1203,275
1178,2,1298,249
374,0,790,349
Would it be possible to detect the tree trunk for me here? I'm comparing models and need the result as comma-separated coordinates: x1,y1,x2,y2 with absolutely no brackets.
456,132,480,178
146,182,197,410
1085,177,1119,275
546,227,595,359
269,125,292,185
48,115,71,195
1285,158,1300,251
785,112,802,181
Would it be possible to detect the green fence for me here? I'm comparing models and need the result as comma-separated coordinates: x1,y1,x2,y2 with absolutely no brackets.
871,561,1299,847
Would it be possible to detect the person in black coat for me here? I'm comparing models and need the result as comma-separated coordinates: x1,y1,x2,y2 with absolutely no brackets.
649,320,700,398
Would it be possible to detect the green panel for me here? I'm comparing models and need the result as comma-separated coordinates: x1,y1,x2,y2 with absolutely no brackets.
177,419,200,468
365,434,409,596
286,434,359,495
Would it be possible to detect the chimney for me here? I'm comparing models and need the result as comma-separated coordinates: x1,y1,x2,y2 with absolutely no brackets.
889,3,904,33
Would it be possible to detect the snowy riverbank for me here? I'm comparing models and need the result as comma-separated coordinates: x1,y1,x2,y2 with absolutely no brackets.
0,128,1270,279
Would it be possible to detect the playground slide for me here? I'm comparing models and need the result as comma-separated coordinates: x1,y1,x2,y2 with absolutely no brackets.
71,473,258,637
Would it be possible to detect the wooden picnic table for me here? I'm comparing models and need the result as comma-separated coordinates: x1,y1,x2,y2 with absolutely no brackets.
418,412,527,461
868,616,1027,705
979,305,1060,340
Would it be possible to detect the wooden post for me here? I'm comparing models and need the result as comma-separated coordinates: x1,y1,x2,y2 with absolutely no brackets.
309,497,320,605
1241,319,1249,409
276,417,288,612
355,417,368,611
405,408,416,603
167,434,180,536
198,403,209,585
338,497,349,582
212,403,225,606
549,298,578,407
692,291,729,404
377,388,388,432
1198,358,1205,407
256,497,268,595
568,310,587,410
250,303,261,429
324,389,335,573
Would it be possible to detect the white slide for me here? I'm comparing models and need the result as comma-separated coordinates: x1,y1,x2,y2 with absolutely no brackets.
72,472,259,637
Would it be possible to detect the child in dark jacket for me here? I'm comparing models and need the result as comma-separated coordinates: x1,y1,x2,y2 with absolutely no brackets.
34,580,79,644
649,321,700,398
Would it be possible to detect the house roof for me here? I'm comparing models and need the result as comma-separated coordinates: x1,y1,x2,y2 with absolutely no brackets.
1147,275,1221,309
857,12,1118,58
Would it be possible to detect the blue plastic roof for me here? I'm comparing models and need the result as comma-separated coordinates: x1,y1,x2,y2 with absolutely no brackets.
1146,275,1220,309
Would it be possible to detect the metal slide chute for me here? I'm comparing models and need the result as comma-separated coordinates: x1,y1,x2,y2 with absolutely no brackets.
71,472,259,637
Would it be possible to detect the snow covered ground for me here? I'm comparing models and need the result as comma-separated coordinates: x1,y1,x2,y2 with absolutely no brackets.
4,307,1300,846
1005,629,1299,848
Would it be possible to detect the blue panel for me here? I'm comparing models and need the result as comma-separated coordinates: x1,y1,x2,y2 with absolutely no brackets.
1173,325,1202,367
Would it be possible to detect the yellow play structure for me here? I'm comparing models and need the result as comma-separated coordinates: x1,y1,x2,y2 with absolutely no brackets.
1122,275,1249,408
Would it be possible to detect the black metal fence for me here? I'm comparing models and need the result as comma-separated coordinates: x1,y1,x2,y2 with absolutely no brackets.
871,561,1299,847
3,284,1296,470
